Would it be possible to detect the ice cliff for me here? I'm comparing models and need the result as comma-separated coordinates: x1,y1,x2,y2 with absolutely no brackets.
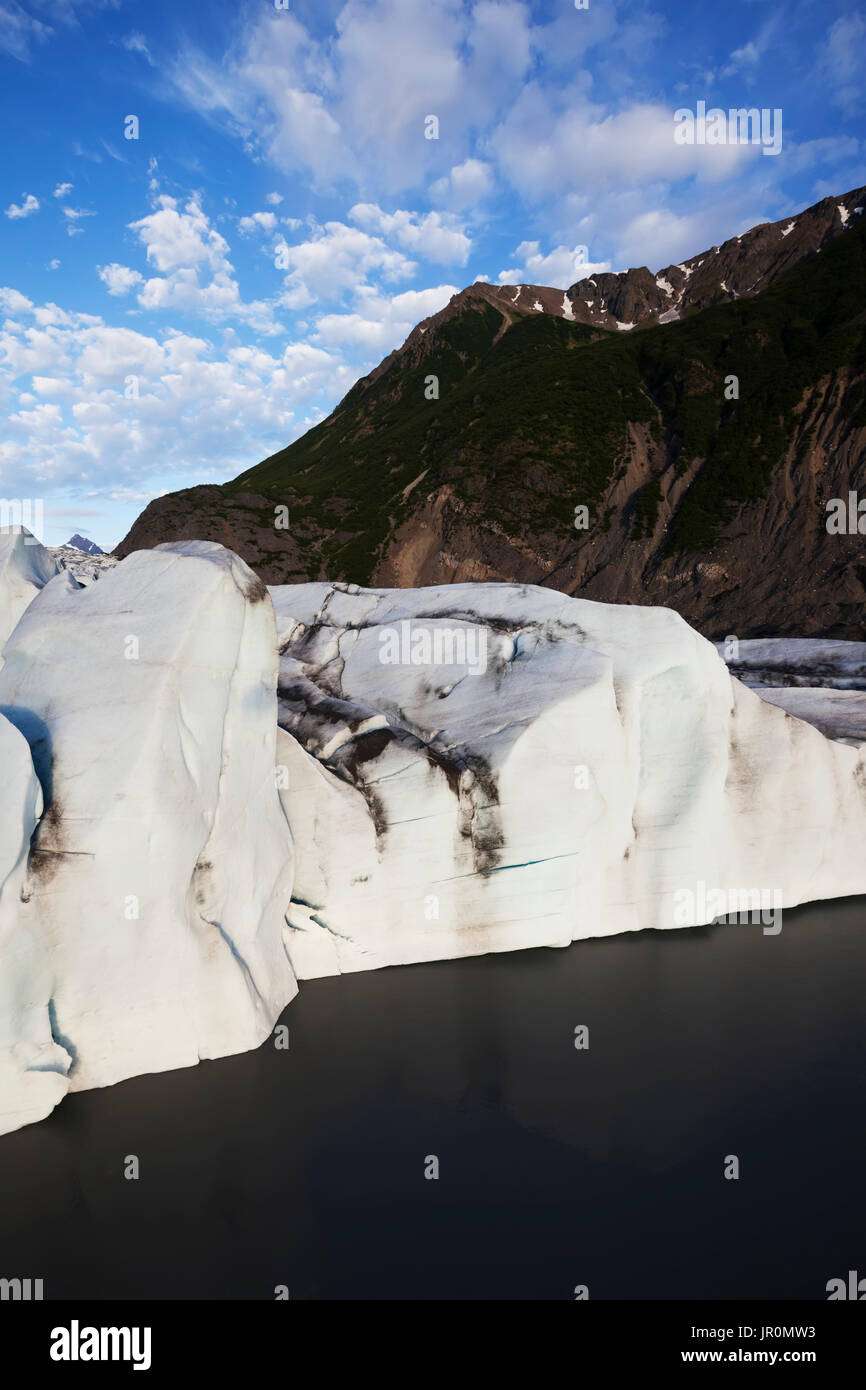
0,536,295,1135
1,535,866,1134
271,581,866,977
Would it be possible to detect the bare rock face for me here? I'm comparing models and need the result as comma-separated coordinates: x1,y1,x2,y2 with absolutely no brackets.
0,542,296,1135
270,581,866,980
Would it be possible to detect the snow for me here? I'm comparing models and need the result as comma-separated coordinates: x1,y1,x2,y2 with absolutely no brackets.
838,205,849,225
533,300,543,311
64,534,103,556
561,293,575,320
615,320,635,331
780,221,797,237
658,308,681,324
675,263,693,277
511,287,521,302
0,541,296,1135
655,276,674,296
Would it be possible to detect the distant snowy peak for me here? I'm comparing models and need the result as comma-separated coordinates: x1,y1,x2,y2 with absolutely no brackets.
64,534,104,555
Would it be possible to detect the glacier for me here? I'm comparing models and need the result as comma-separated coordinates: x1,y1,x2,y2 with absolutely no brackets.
271,581,866,976
0,536,295,1135
0,527,58,653
1,532,866,1134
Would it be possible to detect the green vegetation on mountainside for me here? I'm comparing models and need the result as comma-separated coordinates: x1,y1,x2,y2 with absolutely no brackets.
227,214,866,581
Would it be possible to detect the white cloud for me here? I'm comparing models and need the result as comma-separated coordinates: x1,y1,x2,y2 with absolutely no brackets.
276,221,415,309
611,205,732,272
0,287,34,314
129,197,228,272
124,194,281,332
0,293,356,498
349,204,471,264
53,182,73,198
720,41,759,79
121,31,153,65
429,158,495,211
0,2,51,62
819,12,865,115
97,263,145,296
166,0,530,194
719,11,782,82
779,135,861,176
62,206,96,235
496,241,610,289
264,192,283,206
238,210,278,234
46,259,61,271
489,93,752,203
5,192,39,219
313,284,457,353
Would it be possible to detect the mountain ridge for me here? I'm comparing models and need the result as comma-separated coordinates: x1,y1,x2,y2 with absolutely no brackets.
116,185,866,639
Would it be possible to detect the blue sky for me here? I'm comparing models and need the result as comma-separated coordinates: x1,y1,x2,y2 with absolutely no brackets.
1,0,863,549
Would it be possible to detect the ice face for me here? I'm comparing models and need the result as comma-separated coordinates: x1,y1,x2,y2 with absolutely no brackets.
3,556,866,1134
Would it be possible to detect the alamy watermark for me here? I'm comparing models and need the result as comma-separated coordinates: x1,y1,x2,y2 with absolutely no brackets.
0,497,44,543
49,1320,151,1370
826,491,866,534
673,880,783,935
1,1276,43,1300
378,620,487,676
674,101,782,157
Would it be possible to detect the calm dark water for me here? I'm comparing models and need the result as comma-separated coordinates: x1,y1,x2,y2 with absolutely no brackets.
1,897,865,1300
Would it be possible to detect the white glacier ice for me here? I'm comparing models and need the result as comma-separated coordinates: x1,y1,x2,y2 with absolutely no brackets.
0,541,296,1134
2,552,866,1134
0,528,59,653
270,581,866,979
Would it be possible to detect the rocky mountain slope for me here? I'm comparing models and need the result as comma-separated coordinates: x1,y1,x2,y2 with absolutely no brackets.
117,186,866,639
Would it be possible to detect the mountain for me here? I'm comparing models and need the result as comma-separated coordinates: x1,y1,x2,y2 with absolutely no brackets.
116,186,866,639
65,534,104,555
